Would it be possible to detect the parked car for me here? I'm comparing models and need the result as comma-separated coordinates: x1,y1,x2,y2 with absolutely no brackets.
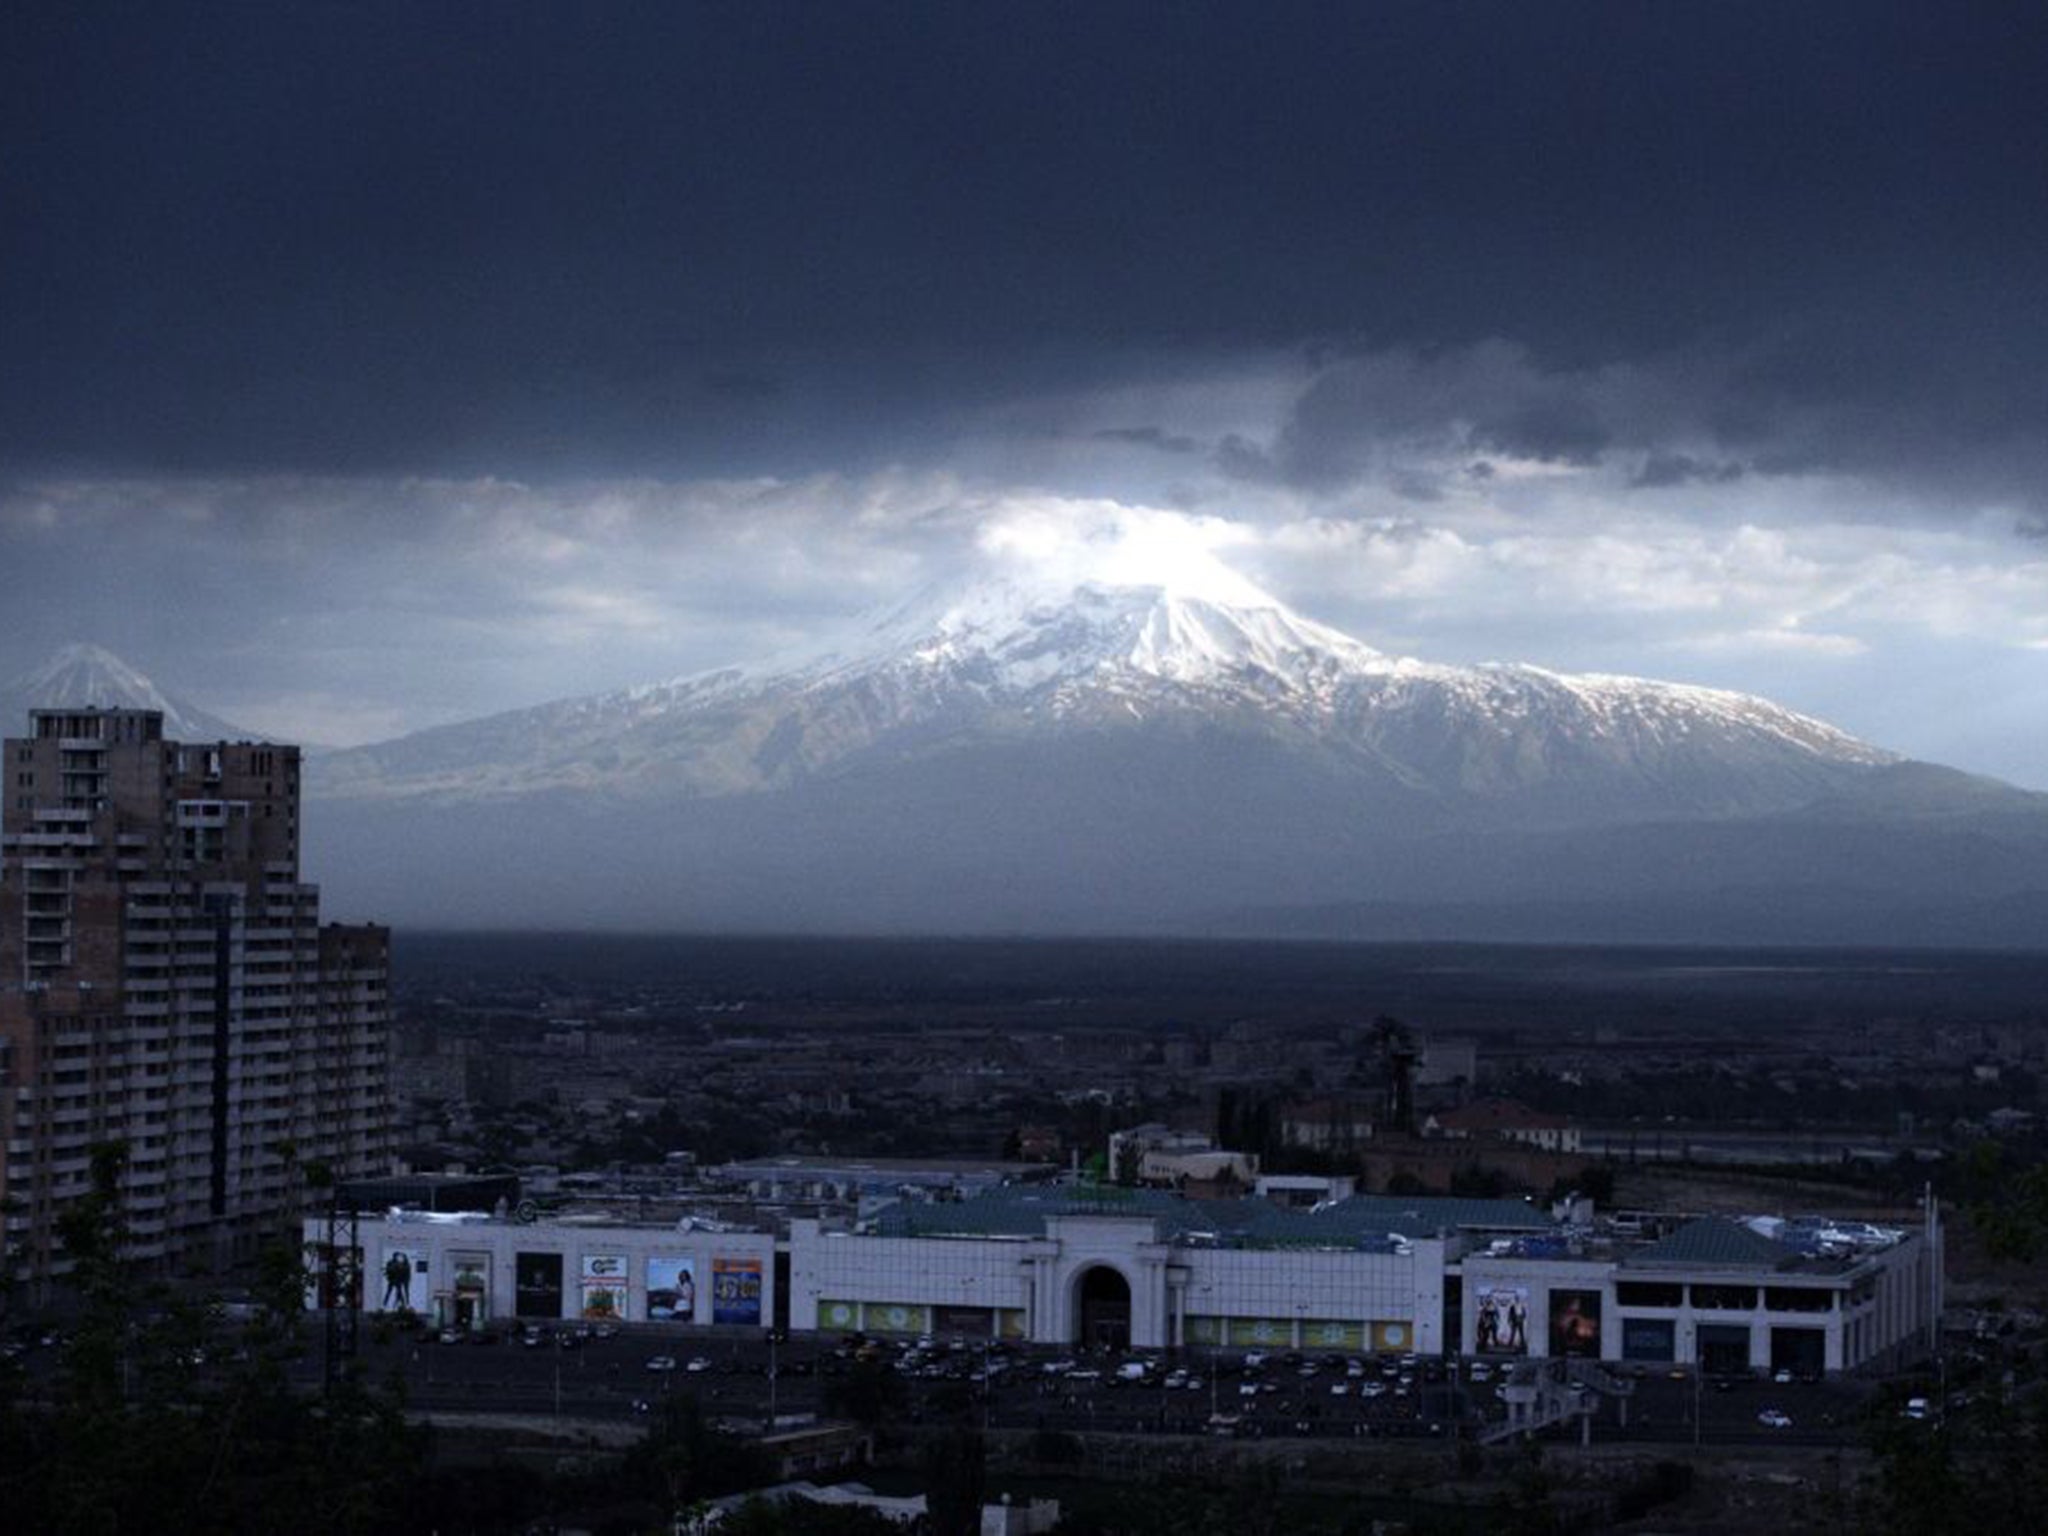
1757,1407,1793,1429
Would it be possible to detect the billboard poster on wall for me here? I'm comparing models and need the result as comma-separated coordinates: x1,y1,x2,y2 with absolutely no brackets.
1475,1285,1529,1354
1369,1321,1413,1353
711,1257,763,1325
448,1252,491,1328
514,1252,564,1319
581,1253,629,1321
1550,1289,1602,1357
379,1246,429,1312
1622,1317,1676,1362
1304,1319,1363,1350
863,1302,927,1335
309,1244,364,1310
934,1305,992,1338
647,1255,696,1322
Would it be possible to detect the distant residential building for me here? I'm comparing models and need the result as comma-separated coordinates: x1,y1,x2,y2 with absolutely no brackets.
0,708,393,1290
1139,1147,1258,1189
1415,1037,1479,1087
1012,1124,1063,1161
1427,1098,1581,1154
1280,1098,1375,1151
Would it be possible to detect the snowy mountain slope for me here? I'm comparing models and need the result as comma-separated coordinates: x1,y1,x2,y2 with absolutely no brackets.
294,567,2048,941
0,643,256,742
312,570,1896,824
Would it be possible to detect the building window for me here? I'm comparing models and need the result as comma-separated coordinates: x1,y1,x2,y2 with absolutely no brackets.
1691,1284,1759,1311
1615,1281,1683,1308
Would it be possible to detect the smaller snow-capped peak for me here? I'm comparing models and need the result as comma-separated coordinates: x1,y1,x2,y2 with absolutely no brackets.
19,642,168,705
3,643,254,742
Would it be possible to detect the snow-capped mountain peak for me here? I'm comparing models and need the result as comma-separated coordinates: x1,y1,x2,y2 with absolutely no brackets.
845,575,1390,699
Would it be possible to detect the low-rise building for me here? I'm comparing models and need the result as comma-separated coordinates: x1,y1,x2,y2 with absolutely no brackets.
1427,1099,1582,1154
306,1191,1943,1377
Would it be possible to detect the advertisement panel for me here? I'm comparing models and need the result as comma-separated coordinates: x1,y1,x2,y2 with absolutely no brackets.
1229,1317,1289,1348
934,1305,992,1338
711,1257,763,1326
1621,1317,1676,1362
1369,1320,1414,1353
1550,1289,1602,1358
646,1255,696,1323
1475,1285,1529,1354
819,1299,860,1332
448,1251,491,1328
379,1246,429,1312
1303,1319,1363,1350
998,1309,1027,1340
580,1253,629,1321
863,1302,926,1335
514,1252,564,1319
1184,1315,1224,1347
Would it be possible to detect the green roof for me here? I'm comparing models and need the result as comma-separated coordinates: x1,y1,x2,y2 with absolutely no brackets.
870,1186,1549,1249
1626,1217,1800,1270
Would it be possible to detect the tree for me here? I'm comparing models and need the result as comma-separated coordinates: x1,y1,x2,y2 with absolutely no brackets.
922,1423,987,1536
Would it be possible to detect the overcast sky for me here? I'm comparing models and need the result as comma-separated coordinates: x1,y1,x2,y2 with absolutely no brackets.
3,3,2045,785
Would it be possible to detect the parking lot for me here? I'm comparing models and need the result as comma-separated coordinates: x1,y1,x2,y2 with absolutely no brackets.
2,1314,1884,1447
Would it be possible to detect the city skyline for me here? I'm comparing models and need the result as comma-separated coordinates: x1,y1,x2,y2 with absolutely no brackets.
3,5,2045,788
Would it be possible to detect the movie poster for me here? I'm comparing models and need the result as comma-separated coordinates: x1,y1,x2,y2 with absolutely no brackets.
647,1255,696,1323
580,1253,629,1321
1550,1289,1602,1357
1474,1285,1529,1354
515,1252,564,1318
379,1246,428,1312
711,1257,763,1326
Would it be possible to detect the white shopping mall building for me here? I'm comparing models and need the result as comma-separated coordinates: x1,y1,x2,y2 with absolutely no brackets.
310,1188,1941,1376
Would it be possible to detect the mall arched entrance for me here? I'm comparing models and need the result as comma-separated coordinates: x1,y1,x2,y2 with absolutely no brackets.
1074,1266,1131,1351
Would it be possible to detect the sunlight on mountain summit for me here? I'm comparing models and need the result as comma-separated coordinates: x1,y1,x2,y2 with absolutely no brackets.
977,503,1276,608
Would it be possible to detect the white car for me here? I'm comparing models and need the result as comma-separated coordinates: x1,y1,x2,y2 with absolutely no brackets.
685,1356,712,1373
645,1355,677,1373
1757,1407,1792,1429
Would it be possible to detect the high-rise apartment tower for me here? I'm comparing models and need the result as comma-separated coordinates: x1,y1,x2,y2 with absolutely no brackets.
0,708,391,1290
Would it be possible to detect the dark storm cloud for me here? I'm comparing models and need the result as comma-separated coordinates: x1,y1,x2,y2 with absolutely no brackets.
3,2,2045,501
1091,427,1201,455
1631,454,1746,490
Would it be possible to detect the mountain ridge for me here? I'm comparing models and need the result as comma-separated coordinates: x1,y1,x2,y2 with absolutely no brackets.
309,575,1899,826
